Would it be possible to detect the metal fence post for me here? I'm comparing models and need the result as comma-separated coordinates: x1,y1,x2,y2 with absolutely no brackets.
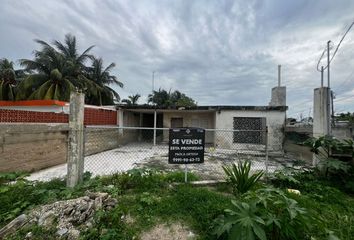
67,92,85,187
153,110,157,146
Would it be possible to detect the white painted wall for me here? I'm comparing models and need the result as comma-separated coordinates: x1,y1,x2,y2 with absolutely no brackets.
215,110,286,152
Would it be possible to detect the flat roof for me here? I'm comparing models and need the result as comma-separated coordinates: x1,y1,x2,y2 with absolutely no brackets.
117,104,287,111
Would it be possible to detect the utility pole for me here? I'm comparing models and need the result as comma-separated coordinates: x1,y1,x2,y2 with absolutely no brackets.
278,65,281,87
321,66,324,87
327,40,331,88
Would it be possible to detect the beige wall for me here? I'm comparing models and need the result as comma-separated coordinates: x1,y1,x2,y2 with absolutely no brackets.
0,124,69,173
332,125,353,141
162,111,215,143
0,124,126,173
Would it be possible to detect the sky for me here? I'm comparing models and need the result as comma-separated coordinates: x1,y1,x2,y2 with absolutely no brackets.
1,0,354,118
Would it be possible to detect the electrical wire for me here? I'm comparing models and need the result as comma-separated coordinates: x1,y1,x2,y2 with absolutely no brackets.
334,68,354,94
316,20,354,72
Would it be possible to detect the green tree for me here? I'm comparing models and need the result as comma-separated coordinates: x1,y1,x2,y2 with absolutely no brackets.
0,58,25,100
122,94,141,105
16,34,121,104
335,112,354,123
148,88,171,108
85,57,123,105
17,39,78,101
148,88,196,108
170,90,197,107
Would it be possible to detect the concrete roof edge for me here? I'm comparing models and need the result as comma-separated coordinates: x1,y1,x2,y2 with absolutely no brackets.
116,104,288,111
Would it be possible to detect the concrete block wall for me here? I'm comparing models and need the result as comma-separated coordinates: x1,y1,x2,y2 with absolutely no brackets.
84,128,121,156
0,124,125,173
0,124,69,173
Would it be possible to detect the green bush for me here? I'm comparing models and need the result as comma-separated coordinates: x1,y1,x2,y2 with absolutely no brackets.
213,188,313,240
223,161,264,195
0,172,28,184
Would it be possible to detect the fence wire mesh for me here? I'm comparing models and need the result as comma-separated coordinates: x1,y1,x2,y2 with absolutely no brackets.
83,126,291,181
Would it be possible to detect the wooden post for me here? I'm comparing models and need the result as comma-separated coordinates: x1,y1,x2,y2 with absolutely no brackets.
67,92,85,187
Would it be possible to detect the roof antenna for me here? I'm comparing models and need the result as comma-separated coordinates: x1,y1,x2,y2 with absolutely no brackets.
278,65,281,87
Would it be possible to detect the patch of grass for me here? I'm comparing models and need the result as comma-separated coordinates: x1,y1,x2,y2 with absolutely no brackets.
270,170,354,239
0,172,29,184
5,225,57,240
81,184,232,240
0,170,199,229
2,168,354,240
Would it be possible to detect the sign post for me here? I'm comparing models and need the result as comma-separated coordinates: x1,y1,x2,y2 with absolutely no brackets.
168,128,205,183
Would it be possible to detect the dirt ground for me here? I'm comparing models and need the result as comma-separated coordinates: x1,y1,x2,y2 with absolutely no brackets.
140,222,196,240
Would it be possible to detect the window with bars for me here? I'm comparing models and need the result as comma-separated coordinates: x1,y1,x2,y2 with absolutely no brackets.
233,117,266,144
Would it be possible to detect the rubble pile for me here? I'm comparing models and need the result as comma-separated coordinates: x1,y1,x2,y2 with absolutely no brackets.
0,192,118,239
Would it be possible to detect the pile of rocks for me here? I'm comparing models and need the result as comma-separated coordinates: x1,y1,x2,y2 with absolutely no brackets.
0,192,118,239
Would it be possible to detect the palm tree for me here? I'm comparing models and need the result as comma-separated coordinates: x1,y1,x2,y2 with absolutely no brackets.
85,57,123,105
17,34,102,102
122,94,141,105
0,58,25,100
17,41,76,101
148,88,171,107
148,88,196,108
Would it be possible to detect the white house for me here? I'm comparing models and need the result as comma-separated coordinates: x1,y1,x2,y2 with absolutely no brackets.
117,85,287,152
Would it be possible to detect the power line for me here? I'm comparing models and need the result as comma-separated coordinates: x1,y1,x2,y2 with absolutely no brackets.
334,68,354,94
334,95,354,103
316,20,354,72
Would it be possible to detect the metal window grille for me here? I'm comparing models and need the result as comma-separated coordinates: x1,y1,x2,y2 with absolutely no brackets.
233,117,266,144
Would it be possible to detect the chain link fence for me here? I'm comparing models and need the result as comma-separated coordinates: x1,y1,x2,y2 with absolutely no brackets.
83,126,290,181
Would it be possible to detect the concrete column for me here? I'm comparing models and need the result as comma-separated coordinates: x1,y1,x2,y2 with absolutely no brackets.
118,109,124,136
313,87,331,138
313,87,331,166
269,87,286,106
67,92,85,187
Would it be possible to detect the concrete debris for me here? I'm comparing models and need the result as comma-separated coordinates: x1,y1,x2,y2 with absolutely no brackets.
0,192,118,239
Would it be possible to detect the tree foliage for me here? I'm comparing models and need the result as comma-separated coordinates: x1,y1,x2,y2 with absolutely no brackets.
122,94,141,105
335,112,354,123
0,58,26,100
147,88,196,108
4,34,122,105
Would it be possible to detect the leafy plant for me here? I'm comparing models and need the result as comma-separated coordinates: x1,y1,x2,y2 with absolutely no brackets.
213,200,266,240
222,161,264,195
0,172,29,184
304,136,353,178
213,188,313,240
139,192,160,206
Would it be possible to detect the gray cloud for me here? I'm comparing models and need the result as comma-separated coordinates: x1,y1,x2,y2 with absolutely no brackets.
1,0,354,118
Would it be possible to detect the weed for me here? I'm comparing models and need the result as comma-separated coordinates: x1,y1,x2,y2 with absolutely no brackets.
223,160,264,195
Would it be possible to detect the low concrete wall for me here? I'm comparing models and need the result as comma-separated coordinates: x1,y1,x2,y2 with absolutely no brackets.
0,124,126,173
0,124,69,173
332,124,353,141
84,128,121,156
